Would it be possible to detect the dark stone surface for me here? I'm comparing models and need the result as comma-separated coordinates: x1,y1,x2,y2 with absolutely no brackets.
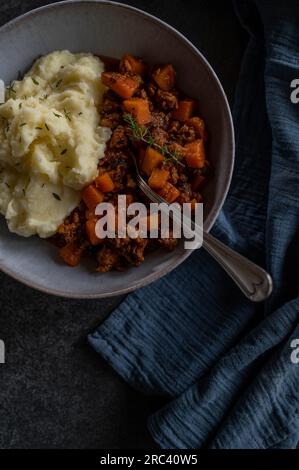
0,0,246,449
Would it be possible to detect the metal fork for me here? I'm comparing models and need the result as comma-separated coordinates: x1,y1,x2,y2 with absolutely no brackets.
131,154,273,302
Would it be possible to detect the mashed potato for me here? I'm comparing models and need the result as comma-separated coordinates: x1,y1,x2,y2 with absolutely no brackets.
0,50,110,238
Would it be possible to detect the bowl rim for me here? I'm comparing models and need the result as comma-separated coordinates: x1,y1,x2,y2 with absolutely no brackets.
0,0,235,299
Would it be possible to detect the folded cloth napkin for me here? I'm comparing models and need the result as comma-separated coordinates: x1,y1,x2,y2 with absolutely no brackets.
89,0,299,449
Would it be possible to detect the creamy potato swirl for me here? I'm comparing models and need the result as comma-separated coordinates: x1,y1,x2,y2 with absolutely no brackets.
0,50,110,238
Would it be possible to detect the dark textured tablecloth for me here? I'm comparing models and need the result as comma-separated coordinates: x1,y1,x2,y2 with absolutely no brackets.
0,0,245,449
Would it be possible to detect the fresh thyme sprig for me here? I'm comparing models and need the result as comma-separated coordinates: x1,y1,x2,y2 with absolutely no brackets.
31,77,39,86
52,192,61,201
1,117,10,133
123,113,185,167
63,108,71,122
6,81,16,98
39,94,48,102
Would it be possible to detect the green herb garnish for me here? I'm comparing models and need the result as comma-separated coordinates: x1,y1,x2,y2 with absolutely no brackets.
35,126,42,130
45,123,50,131
123,113,185,167
6,81,16,97
31,77,39,86
60,148,67,155
1,117,10,132
20,122,27,127
56,79,63,88
52,192,61,201
53,112,62,118
39,94,48,102
19,102,22,109
63,108,71,122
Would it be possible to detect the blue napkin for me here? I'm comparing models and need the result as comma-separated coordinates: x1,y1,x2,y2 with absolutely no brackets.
89,0,299,449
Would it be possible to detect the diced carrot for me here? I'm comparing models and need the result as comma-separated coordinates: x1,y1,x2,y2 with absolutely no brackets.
184,140,206,169
148,168,169,190
152,64,175,91
101,72,139,99
191,174,206,191
186,117,207,141
123,98,151,125
82,185,104,209
120,54,147,75
95,172,115,193
173,100,195,122
86,219,103,245
59,242,83,267
157,182,180,203
85,207,96,219
141,146,164,176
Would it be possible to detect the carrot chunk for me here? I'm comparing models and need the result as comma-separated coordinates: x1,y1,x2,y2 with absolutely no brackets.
173,100,195,122
86,219,103,245
141,146,164,176
148,168,169,190
85,207,96,219
123,98,151,125
95,172,115,193
121,54,147,75
157,182,180,203
101,72,139,99
82,185,104,209
60,242,83,267
184,140,206,169
152,64,175,91
186,117,207,141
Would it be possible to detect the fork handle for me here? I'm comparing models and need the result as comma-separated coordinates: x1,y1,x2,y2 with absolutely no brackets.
170,208,272,302
134,168,273,302
202,231,273,302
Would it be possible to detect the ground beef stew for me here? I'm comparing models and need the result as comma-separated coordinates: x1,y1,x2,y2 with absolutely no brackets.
56,54,210,272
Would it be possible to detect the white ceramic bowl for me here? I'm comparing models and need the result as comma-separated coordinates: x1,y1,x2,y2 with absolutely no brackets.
0,0,234,298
